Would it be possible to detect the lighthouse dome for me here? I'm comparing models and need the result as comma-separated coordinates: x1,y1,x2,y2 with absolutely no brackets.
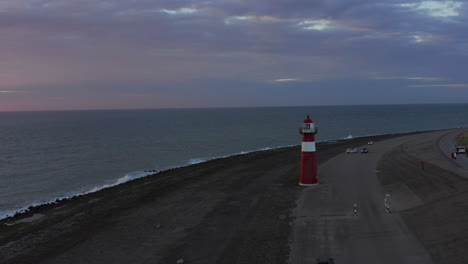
303,115,313,123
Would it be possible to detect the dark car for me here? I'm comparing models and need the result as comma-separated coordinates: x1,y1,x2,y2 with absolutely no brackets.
361,147,368,153
316,257,334,264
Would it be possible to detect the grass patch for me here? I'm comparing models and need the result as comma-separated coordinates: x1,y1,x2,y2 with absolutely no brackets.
457,132,468,146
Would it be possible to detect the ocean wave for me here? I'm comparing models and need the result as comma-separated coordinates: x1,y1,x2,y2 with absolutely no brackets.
187,157,212,165
84,171,154,194
186,144,298,165
0,171,156,221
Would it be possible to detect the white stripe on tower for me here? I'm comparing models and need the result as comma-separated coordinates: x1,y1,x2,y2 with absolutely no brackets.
301,142,316,152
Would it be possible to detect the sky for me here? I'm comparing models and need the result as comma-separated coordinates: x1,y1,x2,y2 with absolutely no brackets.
0,0,467,111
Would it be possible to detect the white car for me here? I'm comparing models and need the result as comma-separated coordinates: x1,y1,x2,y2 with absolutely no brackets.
457,146,466,154
346,148,359,153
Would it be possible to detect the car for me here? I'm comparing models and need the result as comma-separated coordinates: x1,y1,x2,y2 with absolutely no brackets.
361,147,368,153
456,146,466,154
346,148,358,153
316,257,335,264
367,141,374,145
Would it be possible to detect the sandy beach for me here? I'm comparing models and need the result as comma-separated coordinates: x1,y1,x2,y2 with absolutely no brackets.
1,129,467,264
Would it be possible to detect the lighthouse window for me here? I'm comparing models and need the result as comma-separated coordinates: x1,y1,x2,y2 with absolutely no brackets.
305,124,310,129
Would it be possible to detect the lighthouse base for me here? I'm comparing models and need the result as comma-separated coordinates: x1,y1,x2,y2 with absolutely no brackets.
299,182,319,187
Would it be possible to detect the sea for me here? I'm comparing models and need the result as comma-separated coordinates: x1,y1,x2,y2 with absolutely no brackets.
1,104,468,219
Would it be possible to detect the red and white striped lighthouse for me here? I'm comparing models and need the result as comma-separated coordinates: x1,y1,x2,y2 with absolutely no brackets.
299,115,318,186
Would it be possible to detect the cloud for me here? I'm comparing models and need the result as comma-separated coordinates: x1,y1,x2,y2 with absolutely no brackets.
1,0,468,110
0,90,25,93
408,84,468,87
297,19,331,31
273,78,302,82
406,77,441,80
160,7,199,15
372,76,441,81
223,14,369,33
224,16,251,24
411,33,433,43
397,1,463,18
224,15,299,24
0,2,27,12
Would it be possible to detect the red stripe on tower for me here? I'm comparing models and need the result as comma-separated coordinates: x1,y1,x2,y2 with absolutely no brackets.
299,115,318,186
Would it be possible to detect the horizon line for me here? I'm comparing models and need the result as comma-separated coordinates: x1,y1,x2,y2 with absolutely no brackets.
2,102,468,113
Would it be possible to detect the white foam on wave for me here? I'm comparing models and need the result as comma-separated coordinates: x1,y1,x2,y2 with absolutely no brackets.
185,144,296,166
0,195,70,221
84,171,154,194
0,171,156,221
343,134,353,139
187,157,212,165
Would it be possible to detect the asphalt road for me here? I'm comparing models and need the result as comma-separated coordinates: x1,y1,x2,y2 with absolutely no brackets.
437,129,468,170
290,134,435,264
